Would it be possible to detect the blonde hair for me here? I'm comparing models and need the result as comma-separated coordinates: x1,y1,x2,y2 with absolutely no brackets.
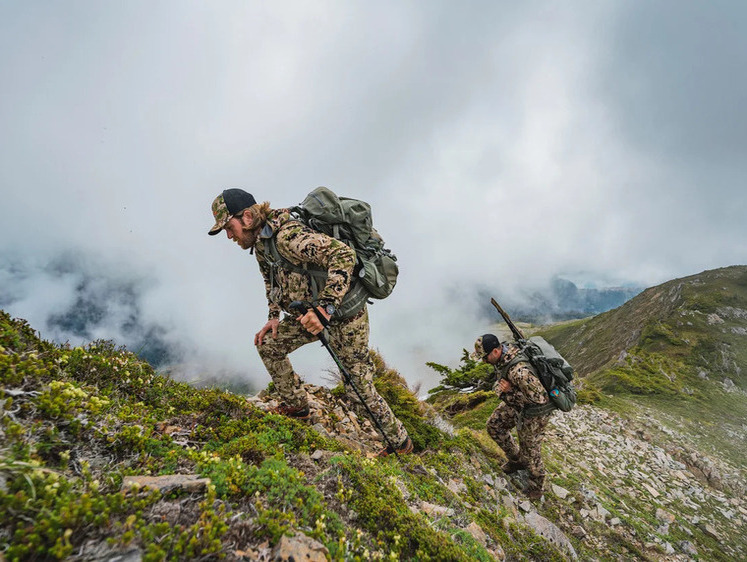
242,201,271,226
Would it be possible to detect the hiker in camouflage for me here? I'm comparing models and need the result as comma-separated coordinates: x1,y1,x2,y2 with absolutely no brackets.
208,188,412,456
473,334,553,500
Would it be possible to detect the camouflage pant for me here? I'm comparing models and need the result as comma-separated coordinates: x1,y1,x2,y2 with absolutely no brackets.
486,402,550,492
256,307,409,446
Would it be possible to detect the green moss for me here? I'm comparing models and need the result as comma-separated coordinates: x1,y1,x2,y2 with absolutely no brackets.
0,464,163,560
331,455,474,560
371,351,446,452
451,396,501,430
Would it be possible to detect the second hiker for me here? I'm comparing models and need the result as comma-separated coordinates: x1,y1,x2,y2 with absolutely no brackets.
473,333,555,499
207,188,413,457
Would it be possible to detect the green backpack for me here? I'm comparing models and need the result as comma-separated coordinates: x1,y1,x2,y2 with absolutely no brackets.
264,187,399,319
505,336,577,416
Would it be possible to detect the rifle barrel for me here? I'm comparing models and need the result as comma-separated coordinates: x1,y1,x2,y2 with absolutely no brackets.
490,298,526,341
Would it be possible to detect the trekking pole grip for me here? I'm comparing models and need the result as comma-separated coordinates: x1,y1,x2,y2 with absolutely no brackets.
289,300,330,332
289,303,398,457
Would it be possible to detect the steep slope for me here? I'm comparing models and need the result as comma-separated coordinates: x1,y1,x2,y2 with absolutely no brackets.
4,259,747,562
0,310,582,561
542,265,747,383
425,266,747,560
539,266,747,470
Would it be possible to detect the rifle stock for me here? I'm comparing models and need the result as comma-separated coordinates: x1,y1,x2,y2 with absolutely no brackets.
490,298,526,343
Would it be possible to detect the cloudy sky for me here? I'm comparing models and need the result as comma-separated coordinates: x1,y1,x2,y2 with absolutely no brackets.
1,1,745,390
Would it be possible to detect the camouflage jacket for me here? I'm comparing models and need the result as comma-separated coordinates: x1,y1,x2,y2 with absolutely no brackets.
254,209,356,319
493,343,549,408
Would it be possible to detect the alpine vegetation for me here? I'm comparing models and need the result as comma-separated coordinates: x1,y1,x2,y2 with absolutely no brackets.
1,266,746,560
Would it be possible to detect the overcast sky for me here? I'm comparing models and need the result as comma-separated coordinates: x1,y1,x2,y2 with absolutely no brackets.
1,1,746,390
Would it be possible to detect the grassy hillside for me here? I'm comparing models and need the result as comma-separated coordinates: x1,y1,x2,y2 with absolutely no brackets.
541,265,747,383
3,267,746,561
538,266,747,470
0,310,578,561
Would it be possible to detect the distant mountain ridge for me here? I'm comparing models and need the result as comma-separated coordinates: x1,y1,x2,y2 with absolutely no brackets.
541,265,747,383
478,277,643,324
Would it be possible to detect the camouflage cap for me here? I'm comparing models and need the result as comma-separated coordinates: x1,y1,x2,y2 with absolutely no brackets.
470,333,501,361
208,188,257,235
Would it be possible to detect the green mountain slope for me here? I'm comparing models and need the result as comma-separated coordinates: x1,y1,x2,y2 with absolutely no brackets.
3,266,746,561
542,266,747,382
539,265,747,469
0,310,577,561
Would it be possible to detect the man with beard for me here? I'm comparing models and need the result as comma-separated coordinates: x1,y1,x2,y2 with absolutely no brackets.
473,333,555,499
208,188,412,457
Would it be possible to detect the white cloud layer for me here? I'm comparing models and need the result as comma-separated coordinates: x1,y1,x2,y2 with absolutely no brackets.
2,1,746,390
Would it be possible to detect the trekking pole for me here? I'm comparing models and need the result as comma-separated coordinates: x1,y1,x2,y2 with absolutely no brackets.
289,301,400,458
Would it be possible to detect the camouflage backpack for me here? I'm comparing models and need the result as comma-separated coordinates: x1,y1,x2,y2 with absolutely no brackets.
264,186,399,319
504,336,577,417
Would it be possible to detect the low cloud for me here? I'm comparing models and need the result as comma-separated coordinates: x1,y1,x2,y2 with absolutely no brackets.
2,1,746,392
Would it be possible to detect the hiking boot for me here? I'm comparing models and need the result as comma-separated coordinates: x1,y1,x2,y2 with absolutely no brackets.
377,437,414,458
501,459,528,474
271,404,311,420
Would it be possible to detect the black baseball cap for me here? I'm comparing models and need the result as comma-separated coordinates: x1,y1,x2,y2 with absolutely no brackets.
471,333,501,360
208,188,258,235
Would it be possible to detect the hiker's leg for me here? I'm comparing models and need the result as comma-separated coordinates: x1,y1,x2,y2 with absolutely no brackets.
256,315,316,409
487,403,521,461
517,414,551,493
329,308,409,447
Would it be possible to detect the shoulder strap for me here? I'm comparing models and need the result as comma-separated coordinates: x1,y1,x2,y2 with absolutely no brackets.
264,227,367,319
504,351,533,372
504,350,558,418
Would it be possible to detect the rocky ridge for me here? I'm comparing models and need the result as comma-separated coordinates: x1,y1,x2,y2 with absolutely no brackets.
3,268,747,562
545,405,747,560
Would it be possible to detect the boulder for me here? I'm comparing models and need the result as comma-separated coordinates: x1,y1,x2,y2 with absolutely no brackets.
523,511,578,560
272,533,329,562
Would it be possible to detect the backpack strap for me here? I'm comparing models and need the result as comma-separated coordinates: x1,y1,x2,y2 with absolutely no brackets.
522,402,557,418
264,232,327,299
263,227,367,320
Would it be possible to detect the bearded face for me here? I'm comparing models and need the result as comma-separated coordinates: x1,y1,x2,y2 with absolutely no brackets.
236,220,260,249
224,213,261,250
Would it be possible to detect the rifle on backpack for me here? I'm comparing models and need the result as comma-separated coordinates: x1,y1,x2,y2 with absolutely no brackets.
490,298,526,343
489,297,577,413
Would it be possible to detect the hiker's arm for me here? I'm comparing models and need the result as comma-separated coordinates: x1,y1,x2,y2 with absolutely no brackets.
510,364,549,404
276,225,356,308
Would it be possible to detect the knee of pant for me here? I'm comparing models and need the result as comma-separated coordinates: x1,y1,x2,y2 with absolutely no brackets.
256,341,286,362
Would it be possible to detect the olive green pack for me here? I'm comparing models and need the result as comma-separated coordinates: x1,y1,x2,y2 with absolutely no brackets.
265,186,399,319
505,336,577,417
